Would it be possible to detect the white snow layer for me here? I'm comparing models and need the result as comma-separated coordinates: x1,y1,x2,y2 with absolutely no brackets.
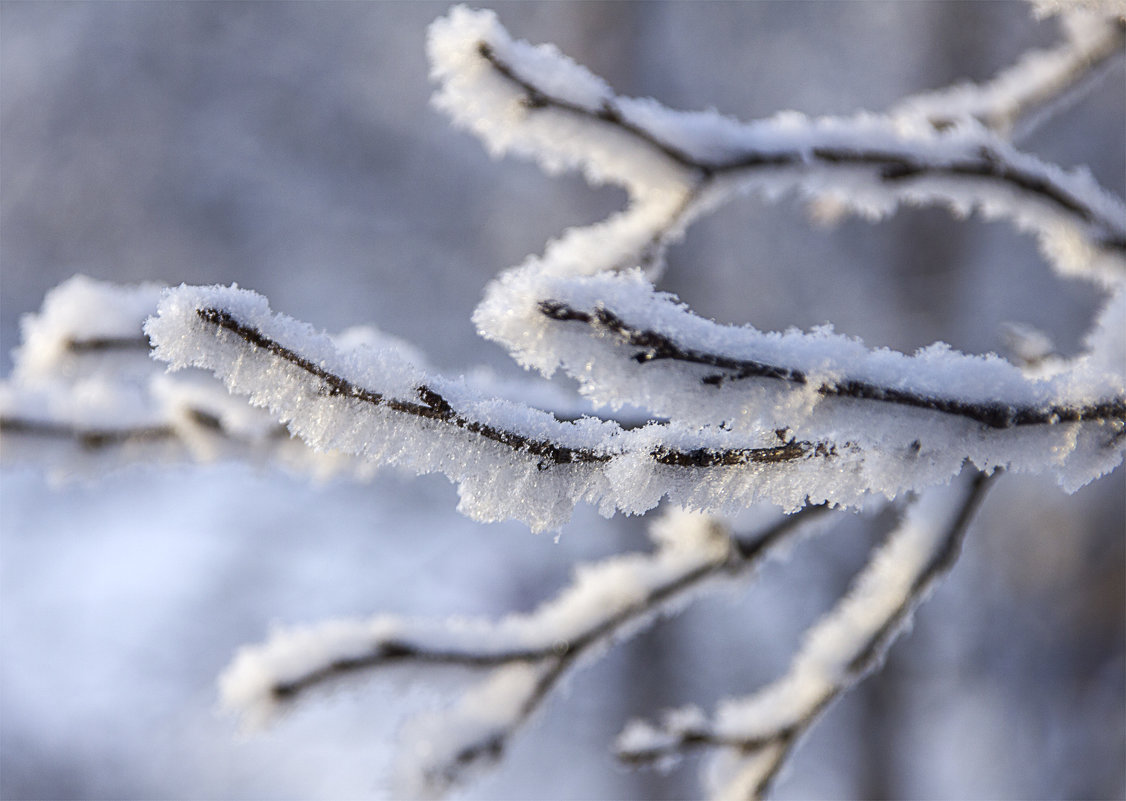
703,478,987,799
16,8,1124,525
427,5,1125,505
4,6,1124,800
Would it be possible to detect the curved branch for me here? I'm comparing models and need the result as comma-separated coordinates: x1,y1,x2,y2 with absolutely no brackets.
616,471,996,800
196,306,822,469
149,286,885,530
451,6,1125,509
196,307,611,468
220,505,833,795
239,506,831,707
148,285,1123,530
893,15,1126,140
463,24,1126,254
0,380,309,476
538,299,1126,429
476,262,1124,499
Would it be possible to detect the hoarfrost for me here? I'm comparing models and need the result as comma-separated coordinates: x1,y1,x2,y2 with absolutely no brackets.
3,4,1124,800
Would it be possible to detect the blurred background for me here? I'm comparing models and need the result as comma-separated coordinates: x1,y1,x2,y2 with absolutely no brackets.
1,2,1123,798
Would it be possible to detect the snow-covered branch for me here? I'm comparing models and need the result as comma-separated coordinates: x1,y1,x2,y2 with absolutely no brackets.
429,4,1124,513
432,6,1126,268
0,372,312,475
147,284,1122,533
892,12,1125,139
3,4,1123,799
0,276,366,478
534,296,1124,428
499,272,1125,480
616,470,996,800
220,503,832,796
147,285,861,531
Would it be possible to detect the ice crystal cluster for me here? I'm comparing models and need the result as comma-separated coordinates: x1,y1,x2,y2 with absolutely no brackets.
2,4,1123,799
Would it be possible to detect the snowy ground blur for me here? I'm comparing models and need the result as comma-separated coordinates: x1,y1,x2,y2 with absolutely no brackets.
2,3,1123,799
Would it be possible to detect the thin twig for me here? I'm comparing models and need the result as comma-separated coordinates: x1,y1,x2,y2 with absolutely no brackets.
538,300,1126,429
63,335,151,353
617,471,997,800
0,417,176,449
267,505,832,703
246,504,833,792
476,42,1126,251
197,306,834,468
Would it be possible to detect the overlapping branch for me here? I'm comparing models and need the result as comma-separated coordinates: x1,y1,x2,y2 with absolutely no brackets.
149,286,873,530
194,304,819,469
0,416,177,450
0,277,349,476
0,279,653,474
435,6,1125,505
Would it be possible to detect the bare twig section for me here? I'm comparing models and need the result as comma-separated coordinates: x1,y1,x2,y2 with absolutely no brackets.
0,416,176,449
616,471,996,801
219,505,833,795
0,406,284,451
63,335,151,354
893,13,1126,140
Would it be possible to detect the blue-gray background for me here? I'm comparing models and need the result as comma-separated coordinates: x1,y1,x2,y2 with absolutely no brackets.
2,3,1123,798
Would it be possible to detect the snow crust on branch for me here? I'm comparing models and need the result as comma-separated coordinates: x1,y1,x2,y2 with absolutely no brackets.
482,267,1125,488
146,286,831,529
12,275,160,383
220,508,728,721
426,4,1126,508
